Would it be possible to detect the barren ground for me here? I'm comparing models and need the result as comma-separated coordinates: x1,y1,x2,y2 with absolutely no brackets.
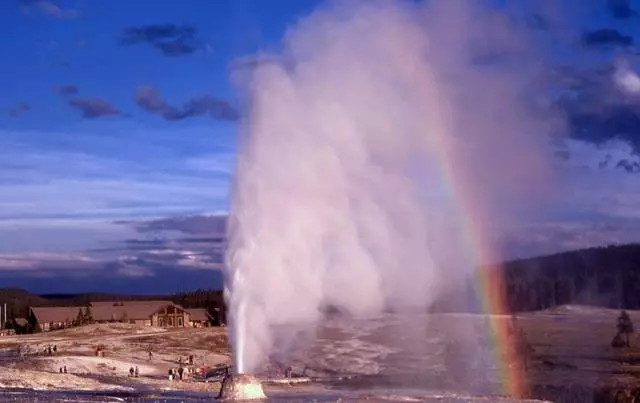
0,323,230,393
0,306,638,402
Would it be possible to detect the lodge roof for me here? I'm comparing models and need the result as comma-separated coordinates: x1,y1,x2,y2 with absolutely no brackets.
30,307,83,324
89,300,185,321
186,308,212,322
31,301,190,324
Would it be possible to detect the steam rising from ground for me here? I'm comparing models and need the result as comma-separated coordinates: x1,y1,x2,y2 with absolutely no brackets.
226,0,563,373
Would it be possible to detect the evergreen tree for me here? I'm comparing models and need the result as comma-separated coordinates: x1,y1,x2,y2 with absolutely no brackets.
617,310,634,347
28,310,41,333
75,308,83,327
83,306,93,324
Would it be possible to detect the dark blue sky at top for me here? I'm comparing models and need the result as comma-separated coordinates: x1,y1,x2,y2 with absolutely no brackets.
0,0,319,131
2,0,640,293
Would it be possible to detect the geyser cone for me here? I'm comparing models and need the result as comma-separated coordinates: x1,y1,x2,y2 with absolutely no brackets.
218,373,266,400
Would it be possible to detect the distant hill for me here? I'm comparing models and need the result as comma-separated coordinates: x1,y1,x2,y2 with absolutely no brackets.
500,243,640,312
414,243,640,314
0,288,49,311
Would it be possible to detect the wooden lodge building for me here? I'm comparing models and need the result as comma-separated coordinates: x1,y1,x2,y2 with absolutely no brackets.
30,300,213,332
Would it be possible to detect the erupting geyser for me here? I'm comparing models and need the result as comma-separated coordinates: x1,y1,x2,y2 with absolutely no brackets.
225,0,563,381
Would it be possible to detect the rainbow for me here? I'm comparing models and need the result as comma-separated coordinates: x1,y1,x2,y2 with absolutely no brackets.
425,80,527,398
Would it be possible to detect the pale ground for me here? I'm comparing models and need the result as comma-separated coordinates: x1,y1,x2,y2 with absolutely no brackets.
0,323,231,393
0,306,638,402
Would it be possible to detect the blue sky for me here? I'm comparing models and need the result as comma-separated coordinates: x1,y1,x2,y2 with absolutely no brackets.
0,0,322,292
2,0,640,293
0,0,319,245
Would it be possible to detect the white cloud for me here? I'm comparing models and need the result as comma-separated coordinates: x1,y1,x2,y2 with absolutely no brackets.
614,59,640,95
185,154,236,174
0,252,99,271
0,134,233,226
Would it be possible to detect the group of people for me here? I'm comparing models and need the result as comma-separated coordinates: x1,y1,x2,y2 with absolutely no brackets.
168,366,184,381
178,355,194,366
128,366,139,377
167,354,195,381
44,345,57,356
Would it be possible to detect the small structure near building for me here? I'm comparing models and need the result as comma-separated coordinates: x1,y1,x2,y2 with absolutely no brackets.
186,308,213,327
29,307,83,332
14,318,28,328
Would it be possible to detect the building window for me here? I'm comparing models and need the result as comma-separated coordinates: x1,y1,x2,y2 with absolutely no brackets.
178,317,183,327
158,318,164,327
168,317,174,327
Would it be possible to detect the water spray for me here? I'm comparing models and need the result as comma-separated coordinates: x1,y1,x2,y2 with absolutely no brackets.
225,0,562,393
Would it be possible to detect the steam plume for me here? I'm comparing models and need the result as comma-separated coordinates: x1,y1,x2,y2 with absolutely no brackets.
226,0,564,373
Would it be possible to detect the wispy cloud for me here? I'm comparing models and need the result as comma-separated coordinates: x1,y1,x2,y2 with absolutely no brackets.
134,85,239,121
607,0,638,19
6,101,30,117
120,24,203,57
581,28,634,48
0,252,99,271
559,139,640,215
68,97,121,118
0,128,234,228
52,84,79,95
0,124,233,291
121,213,227,236
0,250,224,293
20,0,79,19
